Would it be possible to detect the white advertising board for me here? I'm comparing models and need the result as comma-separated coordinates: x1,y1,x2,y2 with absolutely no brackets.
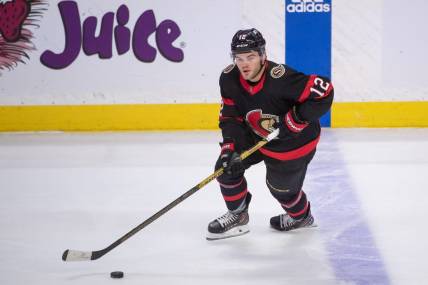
0,0,284,105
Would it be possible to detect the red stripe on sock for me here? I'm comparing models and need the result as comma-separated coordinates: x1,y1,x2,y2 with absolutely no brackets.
288,201,309,218
223,189,248,202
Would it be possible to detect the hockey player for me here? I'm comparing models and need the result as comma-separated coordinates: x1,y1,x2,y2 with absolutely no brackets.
207,28,334,240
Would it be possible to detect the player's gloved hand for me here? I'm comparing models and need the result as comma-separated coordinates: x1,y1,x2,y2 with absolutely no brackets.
274,107,309,139
215,140,244,177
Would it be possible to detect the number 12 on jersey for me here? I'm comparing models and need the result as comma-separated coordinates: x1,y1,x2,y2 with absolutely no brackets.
310,77,330,99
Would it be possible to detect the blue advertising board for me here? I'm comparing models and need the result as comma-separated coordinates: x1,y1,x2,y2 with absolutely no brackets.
285,0,332,127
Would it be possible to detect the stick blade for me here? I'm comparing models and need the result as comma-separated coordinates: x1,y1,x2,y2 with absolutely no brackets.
62,249,93,262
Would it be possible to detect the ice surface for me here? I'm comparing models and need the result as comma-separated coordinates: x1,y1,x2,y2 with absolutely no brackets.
0,129,427,285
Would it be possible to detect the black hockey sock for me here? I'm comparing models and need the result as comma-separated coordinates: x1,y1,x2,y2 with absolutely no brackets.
279,190,309,220
218,177,248,211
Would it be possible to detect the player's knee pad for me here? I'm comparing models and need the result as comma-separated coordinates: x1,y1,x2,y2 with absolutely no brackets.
266,178,300,203
216,171,243,185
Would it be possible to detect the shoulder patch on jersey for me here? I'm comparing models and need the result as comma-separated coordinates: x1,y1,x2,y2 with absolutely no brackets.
270,64,286,79
223,64,235,74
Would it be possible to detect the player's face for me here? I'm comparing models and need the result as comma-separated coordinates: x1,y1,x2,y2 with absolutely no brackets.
234,51,265,81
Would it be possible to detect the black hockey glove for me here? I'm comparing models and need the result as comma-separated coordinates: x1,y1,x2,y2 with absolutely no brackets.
215,140,245,177
274,107,309,139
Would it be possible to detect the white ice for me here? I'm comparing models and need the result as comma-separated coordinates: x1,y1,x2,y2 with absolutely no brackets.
0,129,427,285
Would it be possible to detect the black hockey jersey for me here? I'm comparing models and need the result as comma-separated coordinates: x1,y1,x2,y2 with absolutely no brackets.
219,60,334,160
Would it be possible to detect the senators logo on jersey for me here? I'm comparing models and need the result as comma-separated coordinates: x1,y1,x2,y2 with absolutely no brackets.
246,109,279,139
223,64,235,74
270,64,286,78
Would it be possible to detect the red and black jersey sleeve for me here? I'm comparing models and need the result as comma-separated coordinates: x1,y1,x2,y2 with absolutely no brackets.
218,70,247,150
285,69,334,123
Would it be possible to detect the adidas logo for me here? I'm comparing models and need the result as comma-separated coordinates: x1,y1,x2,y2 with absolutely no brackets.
286,0,331,13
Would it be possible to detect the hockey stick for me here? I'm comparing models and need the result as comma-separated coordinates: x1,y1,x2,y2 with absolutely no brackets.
62,129,279,262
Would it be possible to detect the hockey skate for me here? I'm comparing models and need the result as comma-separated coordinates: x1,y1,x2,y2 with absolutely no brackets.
270,203,316,231
206,193,251,240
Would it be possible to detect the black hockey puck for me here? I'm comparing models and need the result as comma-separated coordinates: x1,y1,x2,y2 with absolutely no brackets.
110,271,124,278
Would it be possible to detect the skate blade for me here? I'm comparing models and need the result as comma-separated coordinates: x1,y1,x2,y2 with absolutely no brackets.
302,223,318,229
271,222,318,232
206,225,250,241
